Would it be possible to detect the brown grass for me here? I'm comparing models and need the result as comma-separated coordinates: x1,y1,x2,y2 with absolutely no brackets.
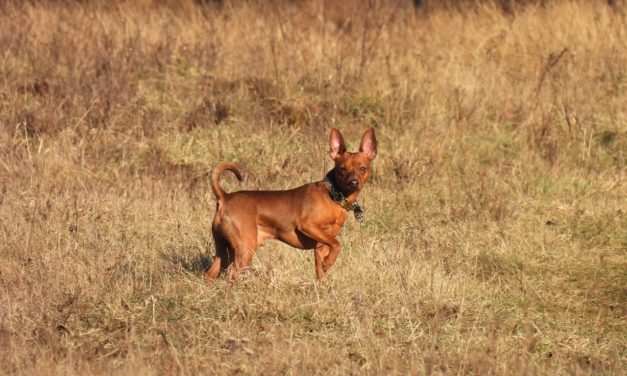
0,0,625,374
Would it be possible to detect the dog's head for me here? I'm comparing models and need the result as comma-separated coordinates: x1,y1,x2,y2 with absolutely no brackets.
328,128,377,195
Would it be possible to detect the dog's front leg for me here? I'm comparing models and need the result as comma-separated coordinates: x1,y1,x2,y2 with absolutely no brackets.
322,244,341,274
314,243,331,280
299,224,340,280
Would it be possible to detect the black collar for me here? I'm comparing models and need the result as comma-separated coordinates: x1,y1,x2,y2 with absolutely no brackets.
323,172,365,223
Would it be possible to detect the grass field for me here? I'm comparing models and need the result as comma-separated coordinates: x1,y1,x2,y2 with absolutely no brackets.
0,0,625,374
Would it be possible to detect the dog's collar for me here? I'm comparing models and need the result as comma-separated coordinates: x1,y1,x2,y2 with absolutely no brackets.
323,173,365,223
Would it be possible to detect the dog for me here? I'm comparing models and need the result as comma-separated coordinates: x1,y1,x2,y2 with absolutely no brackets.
205,128,377,280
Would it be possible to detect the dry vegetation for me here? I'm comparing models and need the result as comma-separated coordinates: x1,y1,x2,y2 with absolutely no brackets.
0,0,625,374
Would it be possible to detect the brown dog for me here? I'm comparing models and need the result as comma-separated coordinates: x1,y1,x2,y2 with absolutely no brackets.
205,128,377,280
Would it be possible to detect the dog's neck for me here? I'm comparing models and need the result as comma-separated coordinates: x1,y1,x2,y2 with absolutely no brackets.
324,169,365,223
325,169,360,202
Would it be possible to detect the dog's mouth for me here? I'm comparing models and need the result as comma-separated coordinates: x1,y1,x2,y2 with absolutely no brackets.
336,178,360,195
327,170,360,196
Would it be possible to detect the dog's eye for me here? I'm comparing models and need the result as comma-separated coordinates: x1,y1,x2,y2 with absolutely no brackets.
359,166,367,172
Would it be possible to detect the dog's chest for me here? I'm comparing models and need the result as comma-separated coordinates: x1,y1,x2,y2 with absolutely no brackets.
325,207,348,236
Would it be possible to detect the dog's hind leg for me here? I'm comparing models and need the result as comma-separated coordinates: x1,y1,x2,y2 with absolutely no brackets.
205,231,232,280
222,220,257,281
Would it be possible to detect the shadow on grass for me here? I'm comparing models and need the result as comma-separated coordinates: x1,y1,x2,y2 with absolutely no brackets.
160,247,212,275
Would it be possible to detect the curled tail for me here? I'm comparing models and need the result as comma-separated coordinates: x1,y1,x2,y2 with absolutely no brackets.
210,162,243,201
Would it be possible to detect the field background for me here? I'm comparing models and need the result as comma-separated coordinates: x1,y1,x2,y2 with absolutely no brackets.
0,0,625,374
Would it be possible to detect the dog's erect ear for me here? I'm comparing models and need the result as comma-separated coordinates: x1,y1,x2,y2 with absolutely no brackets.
329,128,347,160
359,128,377,160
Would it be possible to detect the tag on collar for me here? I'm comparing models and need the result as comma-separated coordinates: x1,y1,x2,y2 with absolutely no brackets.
354,203,365,223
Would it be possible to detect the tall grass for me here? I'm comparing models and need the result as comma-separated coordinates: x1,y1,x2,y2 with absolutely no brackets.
0,0,625,374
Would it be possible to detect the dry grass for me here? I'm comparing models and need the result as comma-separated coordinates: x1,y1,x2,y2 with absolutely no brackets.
0,0,625,374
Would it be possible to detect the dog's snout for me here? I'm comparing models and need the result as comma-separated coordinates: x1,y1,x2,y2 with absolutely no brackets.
349,179,359,187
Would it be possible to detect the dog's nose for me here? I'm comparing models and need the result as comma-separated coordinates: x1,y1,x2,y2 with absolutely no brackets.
349,179,359,188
